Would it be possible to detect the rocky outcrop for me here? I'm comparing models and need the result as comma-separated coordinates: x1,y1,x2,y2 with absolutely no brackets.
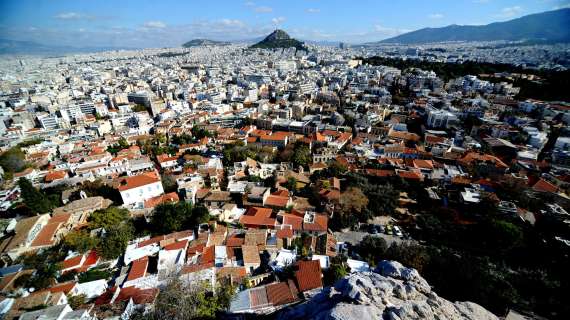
277,260,498,320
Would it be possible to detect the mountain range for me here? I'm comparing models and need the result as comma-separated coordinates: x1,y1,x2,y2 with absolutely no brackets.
0,38,135,55
377,8,570,44
182,39,230,47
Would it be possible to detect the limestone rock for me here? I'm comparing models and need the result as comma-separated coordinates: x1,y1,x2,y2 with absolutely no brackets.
277,260,498,320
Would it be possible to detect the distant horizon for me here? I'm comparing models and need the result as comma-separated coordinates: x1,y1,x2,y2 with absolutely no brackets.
1,0,569,48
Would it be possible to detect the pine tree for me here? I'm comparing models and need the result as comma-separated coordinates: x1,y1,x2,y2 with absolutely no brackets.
18,178,54,214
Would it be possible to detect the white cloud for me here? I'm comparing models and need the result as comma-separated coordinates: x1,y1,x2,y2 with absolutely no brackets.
143,21,167,28
54,12,84,20
495,6,523,18
220,19,245,27
255,6,273,13
306,8,321,13
429,13,444,19
244,1,255,6
271,17,286,25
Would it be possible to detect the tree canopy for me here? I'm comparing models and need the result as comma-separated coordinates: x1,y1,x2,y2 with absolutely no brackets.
18,178,54,214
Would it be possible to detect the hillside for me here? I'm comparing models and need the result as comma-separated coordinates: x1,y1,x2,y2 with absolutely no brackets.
250,29,307,51
378,8,570,44
182,39,230,47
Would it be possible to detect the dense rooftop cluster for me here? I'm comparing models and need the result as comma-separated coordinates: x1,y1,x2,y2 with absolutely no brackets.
0,38,568,319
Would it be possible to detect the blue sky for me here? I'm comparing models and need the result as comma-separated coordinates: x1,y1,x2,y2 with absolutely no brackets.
0,0,568,47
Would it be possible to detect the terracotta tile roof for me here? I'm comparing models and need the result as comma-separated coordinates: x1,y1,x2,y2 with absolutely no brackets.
532,179,558,193
275,228,294,239
280,213,303,231
459,152,508,169
201,246,215,264
49,213,72,224
244,229,267,247
44,170,67,182
76,250,99,273
47,281,76,294
265,195,289,208
163,239,189,251
397,170,424,181
266,281,298,306
30,222,62,247
303,214,328,233
242,245,261,265
144,192,179,208
126,257,149,283
117,171,160,191
180,262,215,275
239,207,276,228
249,286,269,308
363,169,392,178
413,159,434,170
136,236,164,248
62,255,84,270
225,234,245,247
115,286,159,305
295,260,323,292
216,267,247,282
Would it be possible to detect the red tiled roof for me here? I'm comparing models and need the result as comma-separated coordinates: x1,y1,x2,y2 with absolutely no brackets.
397,170,423,181
76,250,99,273
303,214,328,233
275,228,294,239
163,239,188,251
62,255,84,270
265,195,289,208
136,236,164,248
144,192,179,208
115,286,159,305
225,234,245,247
47,281,76,294
117,171,160,191
201,246,215,264
266,281,297,306
44,170,67,182
239,207,276,228
532,179,558,193
280,213,303,231
180,262,215,275
295,260,322,292
126,257,149,283
30,222,62,247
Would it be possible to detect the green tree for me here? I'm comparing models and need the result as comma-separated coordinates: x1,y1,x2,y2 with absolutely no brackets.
292,144,311,169
63,230,99,253
18,178,54,214
88,207,130,230
357,236,388,266
323,256,349,285
151,202,192,235
67,294,86,309
150,202,209,235
0,146,28,176
98,223,133,259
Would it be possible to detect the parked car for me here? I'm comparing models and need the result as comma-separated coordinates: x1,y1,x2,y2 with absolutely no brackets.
368,224,378,234
376,224,385,233
393,226,403,237
385,225,393,235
